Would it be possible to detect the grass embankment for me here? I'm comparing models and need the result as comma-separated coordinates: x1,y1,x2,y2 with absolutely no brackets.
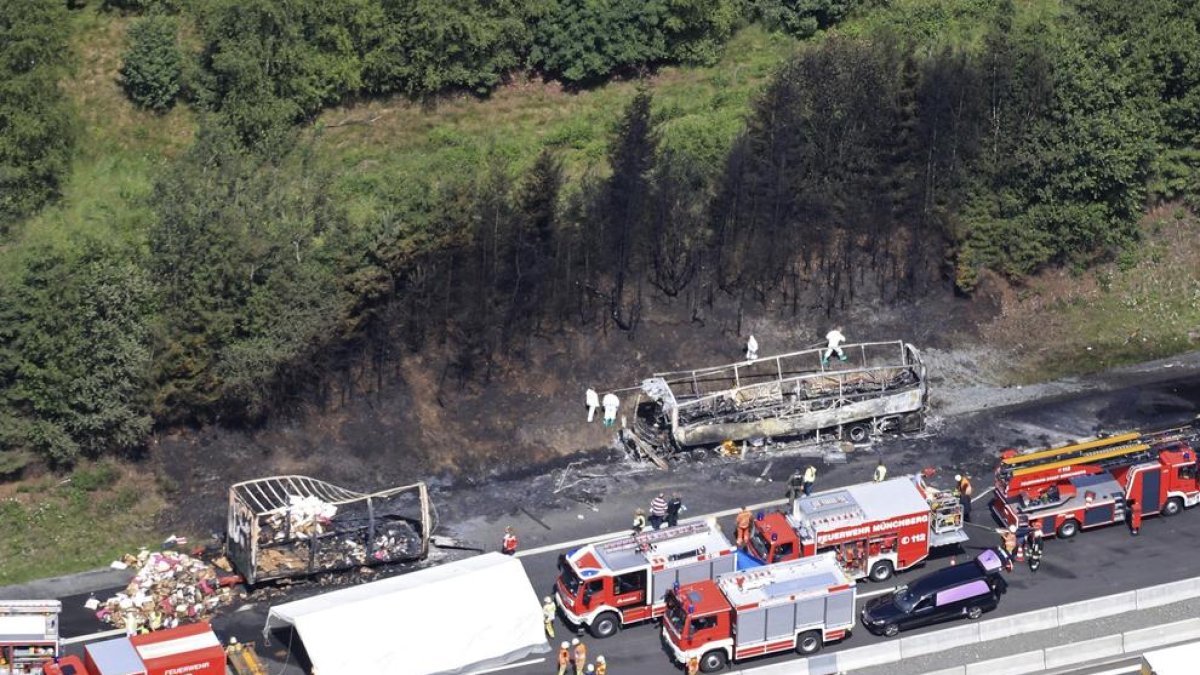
988,209,1200,382
0,462,167,585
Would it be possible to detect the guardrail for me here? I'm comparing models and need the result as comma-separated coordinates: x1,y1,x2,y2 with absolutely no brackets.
728,574,1200,675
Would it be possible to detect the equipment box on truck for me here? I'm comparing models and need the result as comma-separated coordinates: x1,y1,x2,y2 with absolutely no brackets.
556,520,736,638
44,622,225,675
746,475,965,581
0,601,60,674
662,552,855,673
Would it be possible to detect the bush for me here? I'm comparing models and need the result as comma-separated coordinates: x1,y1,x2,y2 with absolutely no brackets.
121,15,182,111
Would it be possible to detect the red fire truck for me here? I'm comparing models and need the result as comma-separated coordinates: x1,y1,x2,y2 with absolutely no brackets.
43,623,226,675
745,475,966,582
991,421,1200,538
662,552,856,673
555,519,737,638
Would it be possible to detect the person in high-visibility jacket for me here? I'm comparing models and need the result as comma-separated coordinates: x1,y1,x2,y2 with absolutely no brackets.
735,506,753,549
501,526,519,555
686,656,700,675
542,596,556,638
802,465,817,496
594,655,606,675
955,474,974,522
573,639,588,675
557,642,570,675
873,460,887,483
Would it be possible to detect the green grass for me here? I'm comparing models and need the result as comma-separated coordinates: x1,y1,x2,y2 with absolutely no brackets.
310,24,798,225
0,461,166,585
989,209,1200,382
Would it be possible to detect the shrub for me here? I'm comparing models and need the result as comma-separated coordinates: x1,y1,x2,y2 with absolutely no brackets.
121,15,183,111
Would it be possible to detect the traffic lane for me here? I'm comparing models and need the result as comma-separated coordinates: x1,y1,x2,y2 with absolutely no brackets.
505,506,1200,675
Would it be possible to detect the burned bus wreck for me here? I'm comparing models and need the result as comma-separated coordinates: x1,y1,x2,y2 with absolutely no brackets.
621,341,927,466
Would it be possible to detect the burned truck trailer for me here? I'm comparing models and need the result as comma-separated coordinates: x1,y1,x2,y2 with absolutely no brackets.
623,341,926,463
227,475,431,585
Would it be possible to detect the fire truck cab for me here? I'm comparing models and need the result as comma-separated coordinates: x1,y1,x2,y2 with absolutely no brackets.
745,475,966,582
555,519,736,638
992,422,1200,538
662,552,855,673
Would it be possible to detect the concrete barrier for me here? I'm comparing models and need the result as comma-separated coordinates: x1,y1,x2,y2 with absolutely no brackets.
1136,576,1200,610
833,641,902,670
977,607,1058,641
899,624,980,659
1122,617,1200,652
734,660,810,675
1043,634,1123,669
1057,590,1137,625
964,651,1045,675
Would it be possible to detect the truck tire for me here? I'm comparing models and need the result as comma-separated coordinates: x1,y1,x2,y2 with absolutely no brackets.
796,630,823,655
1057,519,1079,539
869,560,894,582
588,611,620,639
700,650,727,673
848,423,871,443
1162,497,1184,517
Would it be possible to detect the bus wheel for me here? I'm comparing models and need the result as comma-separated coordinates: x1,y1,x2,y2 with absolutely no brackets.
796,630,823,655
700,650,727,672
588,612,619,639
848,423,870,443
869,560,894,582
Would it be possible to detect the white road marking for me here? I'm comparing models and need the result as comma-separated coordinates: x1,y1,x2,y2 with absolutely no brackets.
972,486,995,503
472,657,546,673
61,628,124,645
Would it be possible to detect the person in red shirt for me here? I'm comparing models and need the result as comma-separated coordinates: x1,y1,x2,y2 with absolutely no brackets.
501,526,519,555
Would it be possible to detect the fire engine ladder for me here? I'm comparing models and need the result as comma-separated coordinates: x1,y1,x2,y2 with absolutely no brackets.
604,520,709,554
998,433,1155,480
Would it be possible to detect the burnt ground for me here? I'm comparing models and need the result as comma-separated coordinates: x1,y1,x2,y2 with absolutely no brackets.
152,284,988,539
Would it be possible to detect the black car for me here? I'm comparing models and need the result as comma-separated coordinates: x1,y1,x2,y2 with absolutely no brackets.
860,549,1008,637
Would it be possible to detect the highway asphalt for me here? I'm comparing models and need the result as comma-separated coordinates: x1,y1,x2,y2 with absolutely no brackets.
36,366,1200,674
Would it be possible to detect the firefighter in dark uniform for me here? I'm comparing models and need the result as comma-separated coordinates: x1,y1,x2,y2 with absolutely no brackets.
1026,519,1044,572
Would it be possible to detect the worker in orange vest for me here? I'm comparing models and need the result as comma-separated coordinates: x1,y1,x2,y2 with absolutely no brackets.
556,642,570,675
1129,498,1142,536
594,655,606,675
956,474,974,522
502,526,519,555
686,655,700,675
735,506,752,549
573,639,588,675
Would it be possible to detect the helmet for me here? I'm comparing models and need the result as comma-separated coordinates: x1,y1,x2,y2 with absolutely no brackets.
1008,525,1017,533
954,474,962,481
229,638,238,645
571,638,580,646
561,642,569,649
597,656,605,663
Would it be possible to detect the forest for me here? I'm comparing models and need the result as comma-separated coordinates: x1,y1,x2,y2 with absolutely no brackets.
2,0,1200,471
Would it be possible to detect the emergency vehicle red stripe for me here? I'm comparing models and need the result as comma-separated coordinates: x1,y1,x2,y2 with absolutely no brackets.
828,584,851,592
737,603,759,611
825,629,846,640
736,645,766,658
766,639,793,652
